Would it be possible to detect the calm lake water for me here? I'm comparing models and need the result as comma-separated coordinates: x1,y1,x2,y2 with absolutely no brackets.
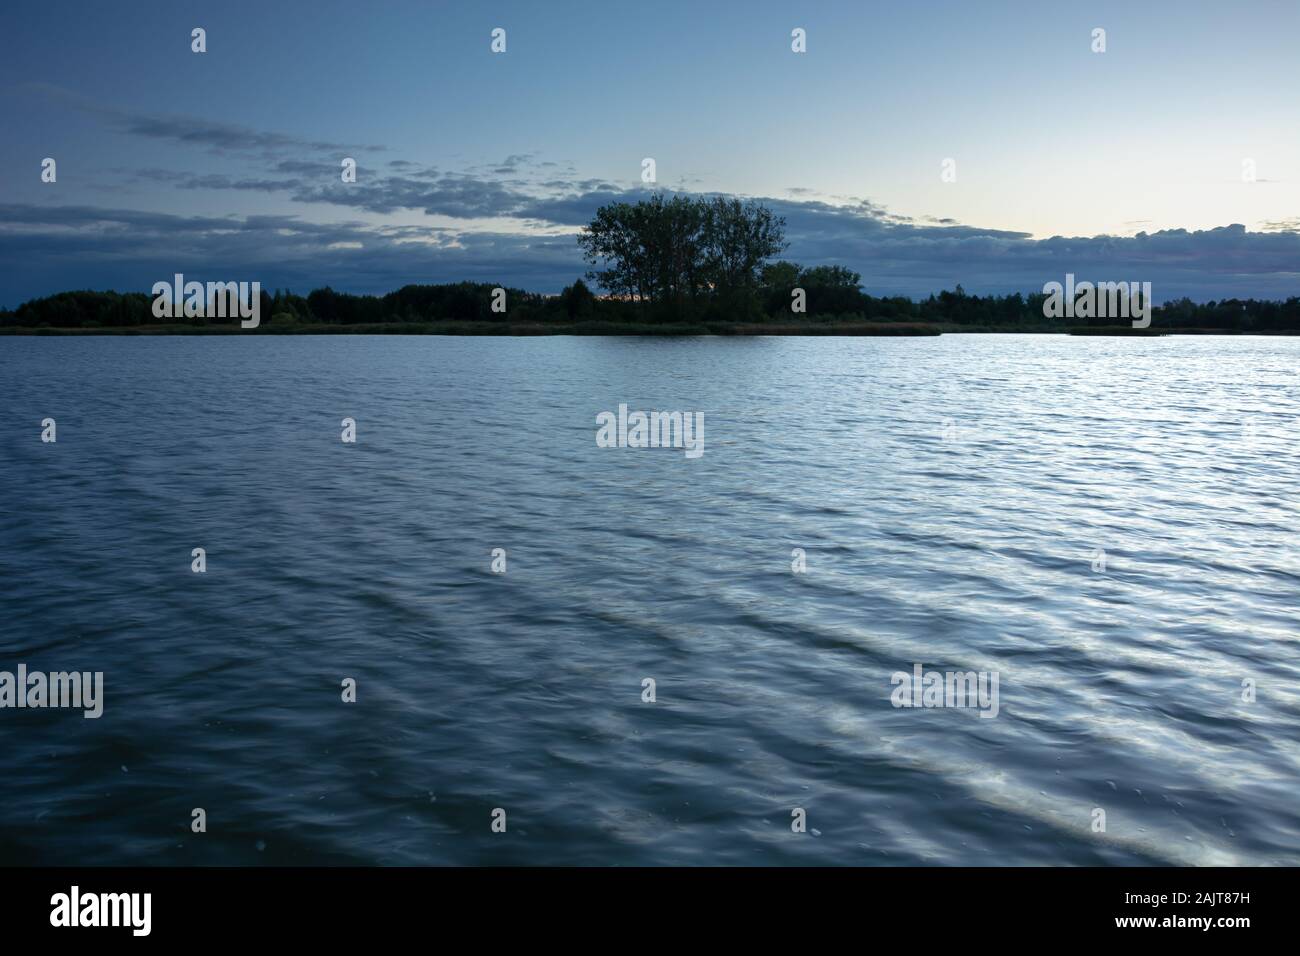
1,334,1297,866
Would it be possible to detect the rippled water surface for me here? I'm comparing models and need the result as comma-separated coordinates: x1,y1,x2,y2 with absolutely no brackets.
1,334,1297,865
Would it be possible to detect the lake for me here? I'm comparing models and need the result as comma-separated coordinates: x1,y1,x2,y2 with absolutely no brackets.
1,334,1297,865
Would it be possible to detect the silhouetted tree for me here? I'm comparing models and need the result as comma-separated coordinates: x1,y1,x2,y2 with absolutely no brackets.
560,278,596,319
578,193,786,318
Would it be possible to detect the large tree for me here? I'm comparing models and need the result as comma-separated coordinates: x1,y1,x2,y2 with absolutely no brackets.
700,196,787,302
577,193,786,316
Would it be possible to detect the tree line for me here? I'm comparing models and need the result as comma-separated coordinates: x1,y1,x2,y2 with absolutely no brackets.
6,282,1297,333
3,195,1299,332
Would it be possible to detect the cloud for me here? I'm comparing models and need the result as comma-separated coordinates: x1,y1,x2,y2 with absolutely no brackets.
4,91,1298,305
121,169,294,192
0,203,587,305
18,82,385,157
3,195,1298,308
116,113,383,156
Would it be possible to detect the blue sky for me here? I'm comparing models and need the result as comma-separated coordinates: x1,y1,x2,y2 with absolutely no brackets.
1,0,1297,305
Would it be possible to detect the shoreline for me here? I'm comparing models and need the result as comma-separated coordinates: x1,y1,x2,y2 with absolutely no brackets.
3,324,1297,337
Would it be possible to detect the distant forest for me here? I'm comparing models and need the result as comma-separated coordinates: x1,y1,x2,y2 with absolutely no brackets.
4,195,1298,334
4,281,1298,335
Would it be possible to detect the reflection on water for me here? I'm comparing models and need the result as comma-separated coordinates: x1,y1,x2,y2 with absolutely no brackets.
0,334,1297,865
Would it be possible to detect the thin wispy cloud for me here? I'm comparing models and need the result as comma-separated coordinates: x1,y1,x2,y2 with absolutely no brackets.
16,82,387,157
